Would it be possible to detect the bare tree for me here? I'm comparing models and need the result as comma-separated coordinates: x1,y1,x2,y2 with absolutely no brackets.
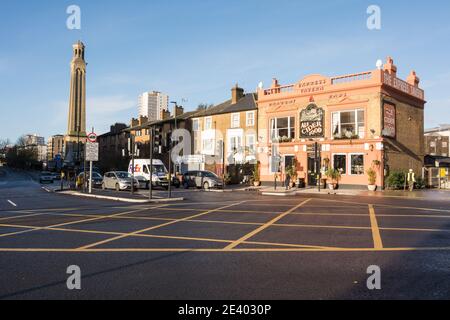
0,138,10,150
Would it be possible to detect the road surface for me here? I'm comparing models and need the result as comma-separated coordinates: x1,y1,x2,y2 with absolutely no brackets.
0,167,449,300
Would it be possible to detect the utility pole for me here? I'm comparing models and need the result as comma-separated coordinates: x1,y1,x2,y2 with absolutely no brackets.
131,134,135,195
149,126,154,200
315,142,320,192
168,101,178,199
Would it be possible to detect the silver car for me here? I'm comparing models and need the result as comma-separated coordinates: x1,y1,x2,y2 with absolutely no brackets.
182,170,223,190
102,171,139,191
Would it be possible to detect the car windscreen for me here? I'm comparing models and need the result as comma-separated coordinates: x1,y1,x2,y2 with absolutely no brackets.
92,172,102,178
153,165,167,174
204,172,218,178
116,172,131,179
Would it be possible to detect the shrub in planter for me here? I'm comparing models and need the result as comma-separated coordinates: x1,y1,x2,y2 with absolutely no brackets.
252,162,261,187
386,171,406,190
366,167,377,191
325,168,341,190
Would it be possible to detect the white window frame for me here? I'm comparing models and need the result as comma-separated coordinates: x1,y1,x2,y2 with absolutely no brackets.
246,134,256,154
331,109,365,139
270,116,296,142
204,117,213,130
332,153,348,176
348,153,365,176
231,113,240,128
193,118,200,132
246,111,255,127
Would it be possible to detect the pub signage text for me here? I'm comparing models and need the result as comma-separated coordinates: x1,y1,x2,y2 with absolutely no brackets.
300,104,325,138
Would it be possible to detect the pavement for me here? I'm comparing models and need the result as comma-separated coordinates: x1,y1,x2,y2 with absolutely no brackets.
0,167,450,299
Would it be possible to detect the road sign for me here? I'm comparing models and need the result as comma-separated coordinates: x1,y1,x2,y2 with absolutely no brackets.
85,142,99,162
87,132,97,143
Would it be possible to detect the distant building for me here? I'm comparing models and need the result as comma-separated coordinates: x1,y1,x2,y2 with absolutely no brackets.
425,124,450,137
424,135,449,157
138,91,169,122
24,134,47,162
97,123,130,172
47,135,65,161
24,134,45,146
128,106,196,173
424,125,450,188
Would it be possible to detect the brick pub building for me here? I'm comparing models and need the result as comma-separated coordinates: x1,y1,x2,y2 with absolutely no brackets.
256,57,426,189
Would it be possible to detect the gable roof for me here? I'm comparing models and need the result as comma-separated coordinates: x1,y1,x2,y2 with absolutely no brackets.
192,93,257,118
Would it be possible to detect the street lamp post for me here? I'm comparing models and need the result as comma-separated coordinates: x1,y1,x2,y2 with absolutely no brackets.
149,126,154,200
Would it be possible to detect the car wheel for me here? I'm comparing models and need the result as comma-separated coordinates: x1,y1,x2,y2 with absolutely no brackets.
183,182,189,189
203,181,210,190
115,183,120,191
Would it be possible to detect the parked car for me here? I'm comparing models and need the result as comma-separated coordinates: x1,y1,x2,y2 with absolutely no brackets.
182,171,223,190
39,171,54,184
102,171,139,191
51,172,61,180
76,172,103,189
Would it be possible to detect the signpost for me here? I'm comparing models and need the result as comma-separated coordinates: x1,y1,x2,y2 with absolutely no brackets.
85,131,98,194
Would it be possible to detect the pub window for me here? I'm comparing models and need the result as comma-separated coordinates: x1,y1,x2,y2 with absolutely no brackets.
332,110,365,139
333,154,347,174
270,116,295,142
350,154,364,175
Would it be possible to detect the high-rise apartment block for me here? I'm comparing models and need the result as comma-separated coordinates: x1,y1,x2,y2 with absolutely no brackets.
138,91,169,121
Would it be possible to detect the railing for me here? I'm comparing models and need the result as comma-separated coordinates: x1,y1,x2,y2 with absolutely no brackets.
263,85,294,96
331,71,372,85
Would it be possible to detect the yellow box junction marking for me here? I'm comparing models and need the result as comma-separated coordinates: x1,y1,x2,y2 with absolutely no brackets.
224,199,311,250
369,204,383,249
77,201,247,250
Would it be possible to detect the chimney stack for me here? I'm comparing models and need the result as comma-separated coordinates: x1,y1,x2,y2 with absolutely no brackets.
231,84,244,104
407,70,420,87
161,109,171,120
175,106,184,117
383,56,397,76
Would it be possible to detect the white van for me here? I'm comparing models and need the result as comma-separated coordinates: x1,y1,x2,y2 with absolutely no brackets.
129,159,169,189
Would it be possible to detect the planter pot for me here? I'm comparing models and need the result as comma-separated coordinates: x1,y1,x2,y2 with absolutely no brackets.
328,183,338,190
253,181,261,187
368,185,377,191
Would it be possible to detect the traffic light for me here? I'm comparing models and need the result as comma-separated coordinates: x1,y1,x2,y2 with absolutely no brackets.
153,127,162,154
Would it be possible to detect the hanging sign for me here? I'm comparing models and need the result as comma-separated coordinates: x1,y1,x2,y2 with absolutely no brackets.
300,104,324,138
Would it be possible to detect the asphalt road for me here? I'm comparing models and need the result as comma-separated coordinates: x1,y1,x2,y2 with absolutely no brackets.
0,167,449,300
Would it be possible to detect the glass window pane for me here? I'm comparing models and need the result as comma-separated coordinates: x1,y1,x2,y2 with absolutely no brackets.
333,155,347,174
332,112,340,136
351,155,364,175
277,117,289,129
341,111,355,125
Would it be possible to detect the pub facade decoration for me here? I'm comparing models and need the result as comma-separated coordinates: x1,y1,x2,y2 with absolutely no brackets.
300,104,325,138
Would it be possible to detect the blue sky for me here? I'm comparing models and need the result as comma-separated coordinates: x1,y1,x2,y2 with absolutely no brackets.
1,0,450,143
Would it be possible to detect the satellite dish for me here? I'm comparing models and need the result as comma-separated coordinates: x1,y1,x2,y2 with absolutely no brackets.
376,59,383,70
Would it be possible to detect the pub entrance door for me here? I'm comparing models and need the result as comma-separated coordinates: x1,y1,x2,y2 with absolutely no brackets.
307,154,320,186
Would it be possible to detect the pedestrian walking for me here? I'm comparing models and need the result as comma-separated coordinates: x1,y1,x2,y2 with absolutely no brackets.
285,172,291,190
407,169,416,192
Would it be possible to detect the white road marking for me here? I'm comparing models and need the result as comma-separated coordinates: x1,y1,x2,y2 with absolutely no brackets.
7,200,17,207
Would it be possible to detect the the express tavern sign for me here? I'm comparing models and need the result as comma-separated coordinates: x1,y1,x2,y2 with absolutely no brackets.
300,104,324,138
